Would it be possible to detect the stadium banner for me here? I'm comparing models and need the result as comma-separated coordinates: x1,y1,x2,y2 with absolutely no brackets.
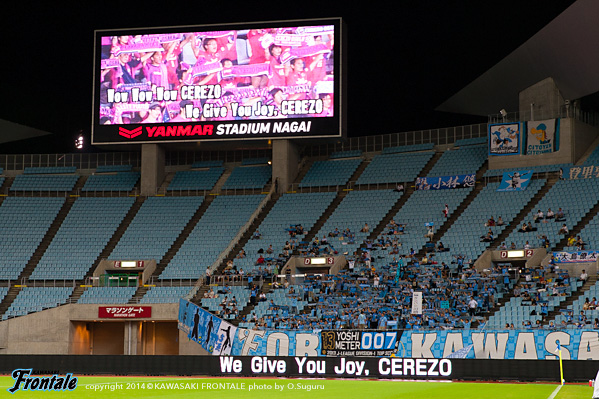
561,165,599,180
489,123,521,156
398,329,599,360
1,355,598,381
320,330,401,357
180,299,598,359
415,174,475,190
552,251,599,263
93,18,346,144
496,170,533,191
179,299,237,355
411,292,423,315
179,299,321,356
526,119,559,155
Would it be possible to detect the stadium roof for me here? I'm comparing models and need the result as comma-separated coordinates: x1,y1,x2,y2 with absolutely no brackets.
0,0,584,153
436,0,599,117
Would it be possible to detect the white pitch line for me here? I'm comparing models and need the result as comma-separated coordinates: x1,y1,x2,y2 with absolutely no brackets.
547,384,562,399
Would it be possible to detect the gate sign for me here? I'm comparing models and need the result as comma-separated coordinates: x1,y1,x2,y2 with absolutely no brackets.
99,306,152,318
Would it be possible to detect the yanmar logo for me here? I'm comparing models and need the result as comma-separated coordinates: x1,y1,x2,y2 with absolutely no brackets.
116,124,214,140
118,126,143,139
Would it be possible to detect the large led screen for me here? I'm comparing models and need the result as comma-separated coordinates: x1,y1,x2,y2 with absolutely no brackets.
92,18,345,144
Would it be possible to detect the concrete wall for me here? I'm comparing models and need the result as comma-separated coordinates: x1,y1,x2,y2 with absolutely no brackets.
489,118,573,169
572,118,599,162
0,303,208,355
519,77,564,121
272,140,301,193
140,144,165,196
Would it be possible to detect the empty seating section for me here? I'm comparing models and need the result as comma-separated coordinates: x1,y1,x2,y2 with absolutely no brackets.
299,159,361,188
191,160,223,168
356,152,433,185
140,286,197,303
23,166,77,174
572,212,599,250
374,187,473,266
30,197,135,280
330,150,362,159
484,164,572,177
582,143,599,165
314,190,400,256
381,143,434,154
161,195,265,279
167,168,224,191
426,145,487,177
11,175,79,191
109,197,203,262
78,287,137,304
0,287,8,306
0,197,64,279
82,172,140,191
241,157,270,166
3,287,72,319
434,180,545,266
95,165,133,173
504,179,599,250
222,165,271,189
454,137,487,147
235,192,337,273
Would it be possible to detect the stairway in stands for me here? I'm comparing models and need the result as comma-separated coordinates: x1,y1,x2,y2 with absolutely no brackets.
355,150,443,247
544,275,598,325
214,194,281,275
128,196,216,303
490,176,559,249
301,191,348,247
0,197,77,317
69,196,146,303
553,200,599,251
415,160,489,258
0,176,14,194
365,186,415,243
71,175,87,196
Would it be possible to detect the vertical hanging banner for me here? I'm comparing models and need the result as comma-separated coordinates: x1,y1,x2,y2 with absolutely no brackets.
489,123,521,155
496,170,533,191
527,119,558,155
411,292,423,315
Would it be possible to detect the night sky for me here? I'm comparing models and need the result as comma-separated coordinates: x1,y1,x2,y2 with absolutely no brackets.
0,0,576,153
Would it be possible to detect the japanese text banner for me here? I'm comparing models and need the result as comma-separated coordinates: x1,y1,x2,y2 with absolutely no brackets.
416,174,475,190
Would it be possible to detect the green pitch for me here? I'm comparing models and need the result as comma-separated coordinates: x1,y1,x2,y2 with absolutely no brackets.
0,376,592,398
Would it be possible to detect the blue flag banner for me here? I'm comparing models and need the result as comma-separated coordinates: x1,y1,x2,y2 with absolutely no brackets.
416,174,475,190
552,251,599,263
180,299,599,359
497,170,533,191
489,123,521,155
526,119,558,155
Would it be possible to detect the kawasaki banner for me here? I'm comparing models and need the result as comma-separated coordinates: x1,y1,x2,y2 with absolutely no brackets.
179,300,599,359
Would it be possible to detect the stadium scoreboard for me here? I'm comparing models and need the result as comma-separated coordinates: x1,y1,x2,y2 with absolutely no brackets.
92,18,346,145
